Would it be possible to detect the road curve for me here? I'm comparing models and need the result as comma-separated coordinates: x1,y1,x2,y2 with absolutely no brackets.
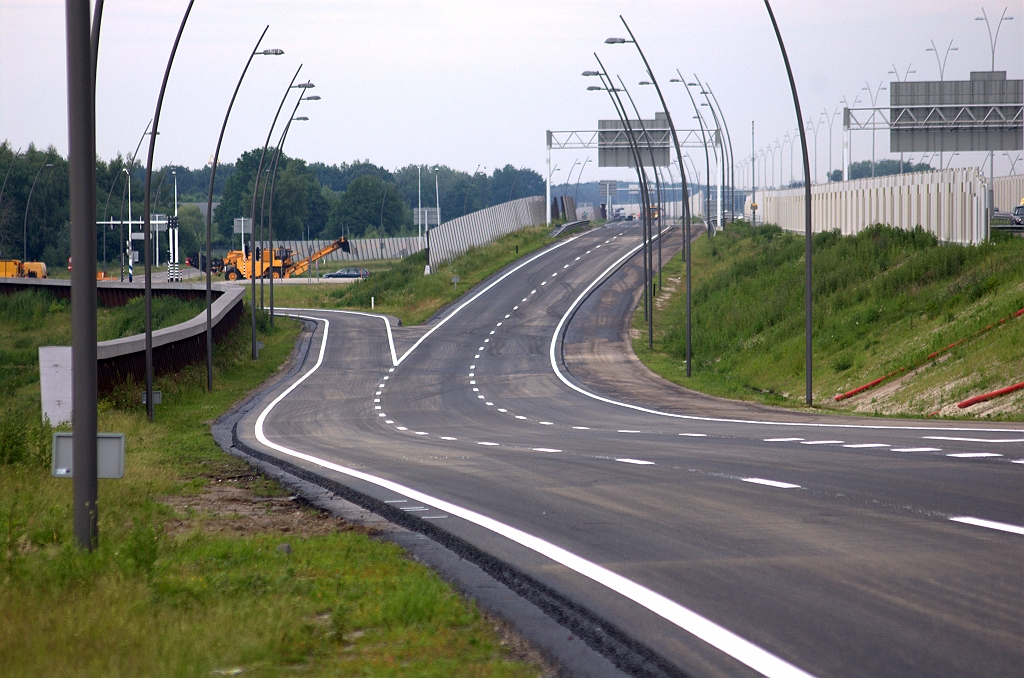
236,224,1023,678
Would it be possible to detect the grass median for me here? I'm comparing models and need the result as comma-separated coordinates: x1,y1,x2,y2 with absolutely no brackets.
261,226,555,325
634,221,1024,420
0,290,545,676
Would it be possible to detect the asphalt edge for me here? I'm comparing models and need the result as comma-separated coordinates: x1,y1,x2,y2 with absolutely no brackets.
210,319,689,678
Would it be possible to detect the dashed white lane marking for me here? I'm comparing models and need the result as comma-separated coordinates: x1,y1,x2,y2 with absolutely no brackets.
925,436,1024,443
415,431,429,436
484,339,490,343
470,380,476,384
616,458,655,465
395,426,408,431
478,441,499,446
541,281,547,286
478,346,485,350
385,420,394,424
489,330,495,334
470,364,476,369
800,440,844,445
441,436,457,441
618,429,641,433
949,517,1024,535
383,376,389,380
478,395,485,399
551,272,558,277
378,383,385,388
473,388,479,392
513,306,519,310
1012,459,1024,464
573,426,590,430
842,443,890,448
764,438,803,442
474,354,480,359
402,507,429,512
498,408,508,413
534,448,562,453
374,406,381,410
575,257,581,261
946,452,1002,458
891,447,941,452
505,314,511,318
679,433,707,437
539,421,553,426
531,289,537,294
563,264,569,268
742,478,801,489
384,499,406,503
373,398,380,403
486,402,494,406
267,315,820,678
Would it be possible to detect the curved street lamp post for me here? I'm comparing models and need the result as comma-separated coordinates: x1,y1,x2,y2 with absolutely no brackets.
23,160,54,262
203,27,282,390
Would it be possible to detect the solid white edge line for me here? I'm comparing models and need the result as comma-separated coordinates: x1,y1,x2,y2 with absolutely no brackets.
256,315,818,678
545,243,1024,434
924,436,1024,443
278,307,398,366
949,517,1024,535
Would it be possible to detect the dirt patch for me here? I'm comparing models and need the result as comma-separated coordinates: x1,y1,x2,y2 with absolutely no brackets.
162,473,375,539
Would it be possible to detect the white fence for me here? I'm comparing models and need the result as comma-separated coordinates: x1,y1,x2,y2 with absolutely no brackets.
428,196,546,268
745,168,990,244
259,236,425,263
993,174,1024,213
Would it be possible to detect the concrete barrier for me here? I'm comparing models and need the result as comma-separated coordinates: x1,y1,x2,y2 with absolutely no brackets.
1,278,244,394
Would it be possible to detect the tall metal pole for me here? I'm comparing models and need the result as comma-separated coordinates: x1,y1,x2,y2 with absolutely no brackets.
678,74,712,233
204,26,271,391
142,0,195,421
249,65,302,352
616,17,692,375
704,84,736,223
66,0,98,550
751,121,756,225
23,161,53,262
0,148,21,236
764,0,814,406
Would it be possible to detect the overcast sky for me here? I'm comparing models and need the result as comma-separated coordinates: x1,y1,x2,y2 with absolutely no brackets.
1,1,1021,187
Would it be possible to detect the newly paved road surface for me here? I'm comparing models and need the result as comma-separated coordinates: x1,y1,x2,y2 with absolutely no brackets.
236,224,1023,678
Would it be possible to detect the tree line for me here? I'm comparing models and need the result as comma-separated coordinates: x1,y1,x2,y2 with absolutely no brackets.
0,140,543,268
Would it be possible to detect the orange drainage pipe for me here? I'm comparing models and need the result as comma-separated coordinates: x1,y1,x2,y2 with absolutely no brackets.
958,382,1024,409
834,308,1024,402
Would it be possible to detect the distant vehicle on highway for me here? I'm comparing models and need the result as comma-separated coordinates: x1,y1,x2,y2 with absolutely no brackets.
323,267,370,279
1012,205,1024,225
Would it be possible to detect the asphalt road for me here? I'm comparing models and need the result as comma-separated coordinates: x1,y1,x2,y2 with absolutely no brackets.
237,224,1023,678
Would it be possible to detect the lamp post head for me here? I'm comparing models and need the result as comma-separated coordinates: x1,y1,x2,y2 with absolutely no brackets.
303,95,321,100
586,85,603,91
292,116,308,121
604,37,628,44
639,80,652,85
669,78,681,82
294,81,315,89
260,49,284,55
687,82,698,87
581,70,601,77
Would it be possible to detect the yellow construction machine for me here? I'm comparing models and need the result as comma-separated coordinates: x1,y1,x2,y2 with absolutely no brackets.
0,259,48,278
221,236,350,281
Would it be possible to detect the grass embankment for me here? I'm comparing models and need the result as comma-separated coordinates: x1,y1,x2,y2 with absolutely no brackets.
0,289,543,676
266,226,555,325
634,222,1024,420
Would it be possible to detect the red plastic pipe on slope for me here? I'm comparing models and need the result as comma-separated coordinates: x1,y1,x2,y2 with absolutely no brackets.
958,382,1024,409
834,308,1024,402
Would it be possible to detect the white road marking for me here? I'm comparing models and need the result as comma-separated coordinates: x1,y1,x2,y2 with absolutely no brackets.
422,515,448,520
259,315,820,678
415,432,429,436
474,354,480,359
534,448,562,453
513,305,519,310
544,245,1023,435
563,264,570,268
842,443,889,448
505,314,510,318
949,517,1024,535
473,388,479,392
531,289,537,294
489,330,495,334
478,395,485,399
891,447,941,452
679,433,707,437
541,281,547,285
552,272,558,277
742,478,801,489
479,346,485,350
375,391,381,395
478,442,499,446
497,322,503,326
618,429,641,433
498,408,507,412
484,339,490,343
441,436,457,441
539,421,553,426
383,376,389,380
402,507,430,512
616,458,655,465
374,406,381,410
470,365,476,369
384,499,406,503
1011,459,1024,464
486,402,494,406
515,415,528,420
378,384,385,388
925,436,1024,443
395,426,408,431
575,257,581,261
573,426,590,430
385,420,394,424
800,440,844,445
377,413,386,418
946,452,1002,458
374,399,380,402
470,380,476,384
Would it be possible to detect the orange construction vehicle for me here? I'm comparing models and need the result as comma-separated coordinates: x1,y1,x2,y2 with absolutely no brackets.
0,259,48,278
221,237,350,281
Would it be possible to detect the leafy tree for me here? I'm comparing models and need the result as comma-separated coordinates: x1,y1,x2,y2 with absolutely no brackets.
847,159,934,180
491,164,543,202
325,175,409,239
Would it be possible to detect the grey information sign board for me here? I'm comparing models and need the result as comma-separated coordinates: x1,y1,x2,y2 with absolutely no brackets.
51,433,125,479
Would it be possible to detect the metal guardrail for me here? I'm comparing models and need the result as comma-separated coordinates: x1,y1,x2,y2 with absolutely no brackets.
1,278,244,392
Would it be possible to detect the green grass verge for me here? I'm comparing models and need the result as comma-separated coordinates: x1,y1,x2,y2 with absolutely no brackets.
265,226,556,326
1,303,542,675
633,222,1024,420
